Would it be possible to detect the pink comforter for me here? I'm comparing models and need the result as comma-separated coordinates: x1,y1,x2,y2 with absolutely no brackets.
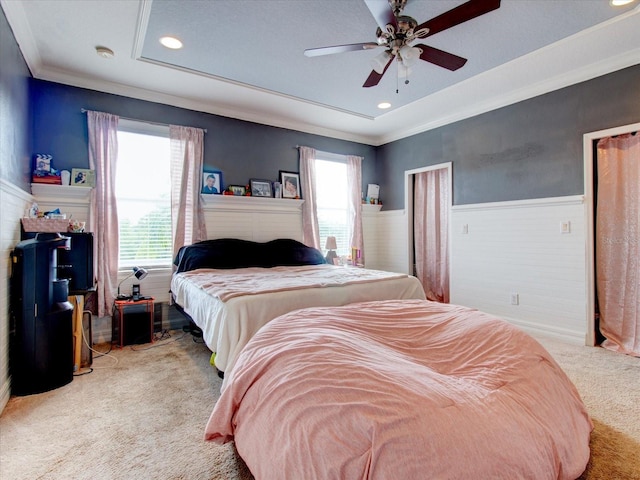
205,300,592,480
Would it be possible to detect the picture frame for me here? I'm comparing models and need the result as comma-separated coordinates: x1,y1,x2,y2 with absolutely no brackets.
250,179,273,197
202,170,222,194
228,185,246,196
71,168,96,187
279,171,301,199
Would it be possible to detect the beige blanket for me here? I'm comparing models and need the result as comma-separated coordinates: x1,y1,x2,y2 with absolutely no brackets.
171,266,426,376
178,264,408,302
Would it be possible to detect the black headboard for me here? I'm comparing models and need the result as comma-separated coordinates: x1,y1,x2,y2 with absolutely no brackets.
173,238,327,273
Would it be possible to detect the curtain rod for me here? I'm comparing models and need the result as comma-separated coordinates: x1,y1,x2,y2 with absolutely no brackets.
80,108,207,133
295,145,359,162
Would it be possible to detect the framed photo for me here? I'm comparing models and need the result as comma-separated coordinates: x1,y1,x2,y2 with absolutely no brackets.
250,179,273,197
279,171,301,199
228,185,246,196
202,170,222,194
71,168,96,187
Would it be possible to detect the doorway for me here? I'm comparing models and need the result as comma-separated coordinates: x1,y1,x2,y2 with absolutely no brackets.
405,162,452,302
583,121,640,346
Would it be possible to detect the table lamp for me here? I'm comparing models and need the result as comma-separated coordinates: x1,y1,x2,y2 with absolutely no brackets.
325,236,338,265
117,266,148,300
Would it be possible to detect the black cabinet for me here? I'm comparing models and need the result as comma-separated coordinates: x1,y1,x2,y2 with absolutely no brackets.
10,235,74,395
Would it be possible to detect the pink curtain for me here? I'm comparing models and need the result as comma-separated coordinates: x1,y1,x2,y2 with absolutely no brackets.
596,133,639,357
87,111,119,317
170,125,207,260
299,146,321,250
347,155,365,265
414,169,449,303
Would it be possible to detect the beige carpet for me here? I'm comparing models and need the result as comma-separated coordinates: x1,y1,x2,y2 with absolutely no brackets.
1,330,638,479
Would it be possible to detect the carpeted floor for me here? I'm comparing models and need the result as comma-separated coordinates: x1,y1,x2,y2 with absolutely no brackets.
1,329,638,479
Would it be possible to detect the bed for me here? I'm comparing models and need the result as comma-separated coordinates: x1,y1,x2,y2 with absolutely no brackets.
205,299,592,479
170,238,426,377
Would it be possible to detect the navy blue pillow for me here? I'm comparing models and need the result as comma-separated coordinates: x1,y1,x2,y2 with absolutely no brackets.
174,238,326,273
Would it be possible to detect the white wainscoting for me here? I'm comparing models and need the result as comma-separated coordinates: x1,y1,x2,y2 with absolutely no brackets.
370,196,588,343
450,196,587,343
201,195,304,242
0,180,34,411
367,209,410,274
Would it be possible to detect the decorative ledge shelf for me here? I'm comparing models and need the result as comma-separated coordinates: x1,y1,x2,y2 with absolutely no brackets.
31,183,92,202
362,204,383,213
201,194,304,213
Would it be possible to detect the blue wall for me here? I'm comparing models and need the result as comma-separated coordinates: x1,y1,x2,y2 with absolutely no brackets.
377,64,640,209
29,79,378,193
0,7,31,190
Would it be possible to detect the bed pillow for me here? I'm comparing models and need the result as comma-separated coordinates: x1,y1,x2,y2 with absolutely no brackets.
265,239,327,267
174,238,326,272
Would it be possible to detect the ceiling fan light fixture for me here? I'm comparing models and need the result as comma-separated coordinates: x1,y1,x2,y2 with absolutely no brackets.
371,51,393,74
160,36,183,49
399,45,420,68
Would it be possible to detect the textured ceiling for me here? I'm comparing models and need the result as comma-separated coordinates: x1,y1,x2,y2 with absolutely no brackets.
3,0,639,145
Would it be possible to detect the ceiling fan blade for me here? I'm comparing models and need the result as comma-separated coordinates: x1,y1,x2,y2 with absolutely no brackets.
416,0,501,38
364,0,397,31
304,42,379,57
415,44,467,71
363,56,394,88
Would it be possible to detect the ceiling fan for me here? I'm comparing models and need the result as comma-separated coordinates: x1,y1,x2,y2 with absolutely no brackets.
304,0,501,88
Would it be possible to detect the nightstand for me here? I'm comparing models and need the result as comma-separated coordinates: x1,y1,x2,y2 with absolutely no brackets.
112,298,154,348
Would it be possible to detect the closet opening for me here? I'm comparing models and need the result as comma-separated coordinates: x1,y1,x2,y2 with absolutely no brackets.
405,162,452,303
583,123,639,352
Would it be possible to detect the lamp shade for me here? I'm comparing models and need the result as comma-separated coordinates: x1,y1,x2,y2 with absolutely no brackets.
133,266,148,280
325,236,337,250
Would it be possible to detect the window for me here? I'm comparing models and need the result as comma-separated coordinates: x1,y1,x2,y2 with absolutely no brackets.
115,120,172,269
315,154,350,258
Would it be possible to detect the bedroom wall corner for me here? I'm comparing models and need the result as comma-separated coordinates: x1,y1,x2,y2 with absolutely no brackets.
0,180,34,411
450,195,587,343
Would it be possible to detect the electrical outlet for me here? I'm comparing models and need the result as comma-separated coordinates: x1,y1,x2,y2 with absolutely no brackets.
561,221,571,234
510,293,519,305
462,224,469,234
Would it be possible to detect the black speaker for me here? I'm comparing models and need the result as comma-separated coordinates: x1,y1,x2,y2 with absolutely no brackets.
21,231,94,292
123,312,153,345
57,232,94,291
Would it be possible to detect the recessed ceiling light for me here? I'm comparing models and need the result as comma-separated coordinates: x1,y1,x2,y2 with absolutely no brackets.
610,0,635,6
160,36,183,49
95,46,114,59
378,102,392,109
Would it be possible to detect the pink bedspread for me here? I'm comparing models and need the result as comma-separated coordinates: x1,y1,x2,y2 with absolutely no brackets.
205,300,592,479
